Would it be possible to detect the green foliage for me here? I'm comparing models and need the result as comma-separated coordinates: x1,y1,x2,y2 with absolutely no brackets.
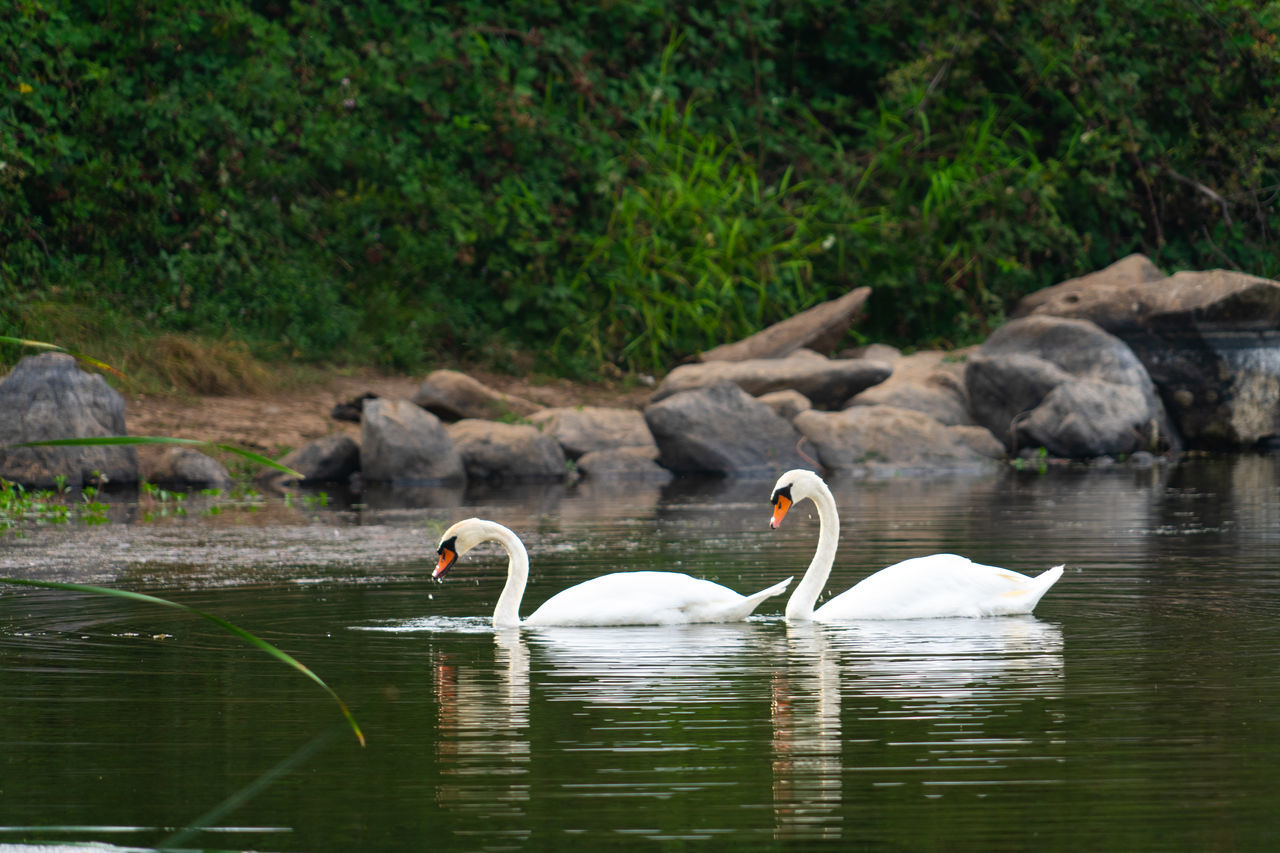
563,86,854,370
2,0,1277,370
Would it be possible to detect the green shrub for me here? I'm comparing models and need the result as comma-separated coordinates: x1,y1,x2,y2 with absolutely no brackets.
2,0,1276,372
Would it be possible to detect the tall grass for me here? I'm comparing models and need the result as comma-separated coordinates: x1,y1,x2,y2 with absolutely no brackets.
560,81,855,371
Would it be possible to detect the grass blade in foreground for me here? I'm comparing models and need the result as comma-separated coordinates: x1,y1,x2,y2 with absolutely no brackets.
13,436,304,479
0,335,127,380
0,577,365,747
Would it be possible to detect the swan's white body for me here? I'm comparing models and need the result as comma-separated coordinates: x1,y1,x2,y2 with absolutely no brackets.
769,469,1063,621
435,518,792,629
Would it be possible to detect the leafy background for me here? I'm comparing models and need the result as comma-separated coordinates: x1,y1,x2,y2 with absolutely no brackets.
3,0,1277,375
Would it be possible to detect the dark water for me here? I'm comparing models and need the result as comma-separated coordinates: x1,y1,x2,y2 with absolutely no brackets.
2,457,1279,851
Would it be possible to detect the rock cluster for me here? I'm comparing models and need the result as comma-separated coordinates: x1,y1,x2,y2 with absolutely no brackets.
4,261,1278,491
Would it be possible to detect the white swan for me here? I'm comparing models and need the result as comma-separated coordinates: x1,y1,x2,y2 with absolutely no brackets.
434,518,792,629
768,469,1063,621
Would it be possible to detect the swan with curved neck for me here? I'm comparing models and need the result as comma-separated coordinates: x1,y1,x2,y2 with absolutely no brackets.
769,469,1063,621
435,518,792,628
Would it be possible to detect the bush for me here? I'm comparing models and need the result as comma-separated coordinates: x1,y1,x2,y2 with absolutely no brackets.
2,0,1276,373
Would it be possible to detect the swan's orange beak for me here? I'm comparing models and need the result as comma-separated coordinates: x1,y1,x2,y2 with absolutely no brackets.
434,544,457,580
770,493,792,530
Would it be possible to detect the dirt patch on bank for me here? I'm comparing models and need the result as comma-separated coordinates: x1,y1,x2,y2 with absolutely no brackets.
125,368,652,460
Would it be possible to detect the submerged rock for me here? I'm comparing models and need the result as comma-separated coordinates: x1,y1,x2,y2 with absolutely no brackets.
0,353,137,488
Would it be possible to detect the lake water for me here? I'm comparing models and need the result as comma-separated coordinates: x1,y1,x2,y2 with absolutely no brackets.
1,456,1278,851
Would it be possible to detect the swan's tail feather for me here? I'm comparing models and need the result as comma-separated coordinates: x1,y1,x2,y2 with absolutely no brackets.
739,576,792,613
1024,564,1065,612
756,576,793,600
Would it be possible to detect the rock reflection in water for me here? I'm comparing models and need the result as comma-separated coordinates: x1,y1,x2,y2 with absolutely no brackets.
434,631,530,832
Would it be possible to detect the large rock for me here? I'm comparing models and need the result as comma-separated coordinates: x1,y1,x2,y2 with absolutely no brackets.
844,349,975,426
0,353,138,488
527,406,654,460
965,316,1176,457
575,445,673,482
411,369,543,422
651,352,892,409
644,382,809,477
1014,262,1280,448
447,419,567,482
141,447,233,489
794,405,1002,474
699,286,871,361
1012,254,1166,324
360,398,465,484
268,435,360,484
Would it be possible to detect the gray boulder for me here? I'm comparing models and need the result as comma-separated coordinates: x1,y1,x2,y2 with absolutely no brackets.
699,286,870,361
794,405,1002,474
644,382,809,477
142,447,233,489
1014,261,1280,448
965,315,1176,457
411,369,543,422
651,353,891,409
844,349,975,426
0,353,137,488
270,435,360,484
527,406,655,460
447,419,567,482
575,445,673,482
361,398,465,484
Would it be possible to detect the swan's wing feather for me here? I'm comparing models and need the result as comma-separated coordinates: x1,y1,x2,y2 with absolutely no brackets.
524,571,786,626
815,554,1063,620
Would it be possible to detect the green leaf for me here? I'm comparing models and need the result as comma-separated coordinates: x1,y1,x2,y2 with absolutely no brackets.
0,577,365,746
12,436,303,478
0,337,126,380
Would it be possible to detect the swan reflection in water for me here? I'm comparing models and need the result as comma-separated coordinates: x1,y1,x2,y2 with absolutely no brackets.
529,621,772,708
770,616,1064,841
772,623,843,840
434,630,531,832
429,616,1063,843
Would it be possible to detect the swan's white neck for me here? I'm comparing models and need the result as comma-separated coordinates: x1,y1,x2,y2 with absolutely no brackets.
489,525,529,629
785,476,840,621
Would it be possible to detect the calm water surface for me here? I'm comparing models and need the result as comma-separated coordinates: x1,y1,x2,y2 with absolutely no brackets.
2,457,1279,851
